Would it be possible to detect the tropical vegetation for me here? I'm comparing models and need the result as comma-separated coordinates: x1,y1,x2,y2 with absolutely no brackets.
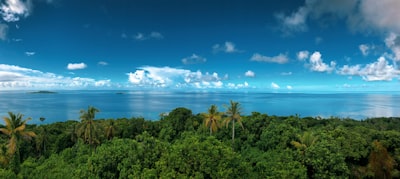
0,102,399,178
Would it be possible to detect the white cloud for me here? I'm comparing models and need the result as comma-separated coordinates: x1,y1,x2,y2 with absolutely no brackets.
337,64,361,76
0,23,7,40
286,85,293,90
67,63,87,70
276,0,400,61
359,44,370,56
149,31,163,39
95,79,111,87
0,64,111,89
250,53,289,64
134,33,145,40
182,54,206,65
127,66,224,89
276,0,400,35
297,50,309,61
212,41,241,53
271,82,280,89
244,70,255,77
385,32,400,61
134,31,163,41
309,51,336,73
0,0,32,22
25,51,35,56
226,81,250,89
12,38,22,42
359,0,400,34
98,61,108,66
337,56,400,81
281,72,292,76
276,6,308,35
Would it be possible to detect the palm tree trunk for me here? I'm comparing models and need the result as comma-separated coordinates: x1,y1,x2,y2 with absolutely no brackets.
210,126,212,136
232,119,235,146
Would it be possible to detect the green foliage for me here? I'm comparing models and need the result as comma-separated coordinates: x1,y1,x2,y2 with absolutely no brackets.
0,168,16,178
243,148,307,178
2,106,400,178
159,107,198,141
258,117,300,150
304,132,350,178
157,133,249,178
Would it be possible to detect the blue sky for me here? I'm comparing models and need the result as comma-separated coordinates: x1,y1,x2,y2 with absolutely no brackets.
1,0,400,92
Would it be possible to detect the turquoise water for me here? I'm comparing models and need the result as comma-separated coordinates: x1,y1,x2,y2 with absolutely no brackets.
1,90,400,124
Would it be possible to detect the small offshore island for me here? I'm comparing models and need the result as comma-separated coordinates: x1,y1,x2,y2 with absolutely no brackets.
28,90,57,94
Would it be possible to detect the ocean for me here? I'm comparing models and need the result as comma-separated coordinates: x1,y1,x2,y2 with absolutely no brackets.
1,90,400,124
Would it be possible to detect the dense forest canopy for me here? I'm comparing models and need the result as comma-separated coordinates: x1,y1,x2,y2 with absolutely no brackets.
0,102,399,178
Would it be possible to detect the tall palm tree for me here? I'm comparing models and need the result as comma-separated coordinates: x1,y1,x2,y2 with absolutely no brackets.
105,120,116,140
35,126,49,157
0,112,36,156
0,112,36,172
224,100,243,145
78,106,101,148
203,105,221,135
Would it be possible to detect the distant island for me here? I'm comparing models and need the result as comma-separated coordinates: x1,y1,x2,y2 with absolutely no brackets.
28,90,57,94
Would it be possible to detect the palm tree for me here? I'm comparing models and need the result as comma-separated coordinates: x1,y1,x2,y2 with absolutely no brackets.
0,112,36,172
224,100,243,146
203,105,222,135
78,106,101,148
35,126,49,157
105,120,116,140
291,131,318,155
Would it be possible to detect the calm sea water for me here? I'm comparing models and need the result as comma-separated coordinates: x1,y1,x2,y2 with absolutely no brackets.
0,90,400,124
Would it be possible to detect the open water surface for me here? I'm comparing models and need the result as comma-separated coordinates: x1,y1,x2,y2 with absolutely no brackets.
0,90,399,124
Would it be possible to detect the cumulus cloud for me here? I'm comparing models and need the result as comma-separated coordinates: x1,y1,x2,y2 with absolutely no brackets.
67,63,87,70
244,70,255,77
337,56,400,81
212,41,241,53
286,85,293,90
275,6,308,35
359,44,370,56
385,32,400,61
0,64,111,89
271,82,280,89
25,51,35,56
94,79,111,87
277,0,400,61
276,0,400,35
0,23,7,40
182,54,206,65
227,81,250,89
127,66,224,89
149,31,163,39
297,50,309,61
0,0,32,22
308,51,336,72
134,31,163,40
98,61,108,66
250,53,289,64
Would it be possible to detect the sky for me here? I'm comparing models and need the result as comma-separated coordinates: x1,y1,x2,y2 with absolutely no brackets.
1,0,400,92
